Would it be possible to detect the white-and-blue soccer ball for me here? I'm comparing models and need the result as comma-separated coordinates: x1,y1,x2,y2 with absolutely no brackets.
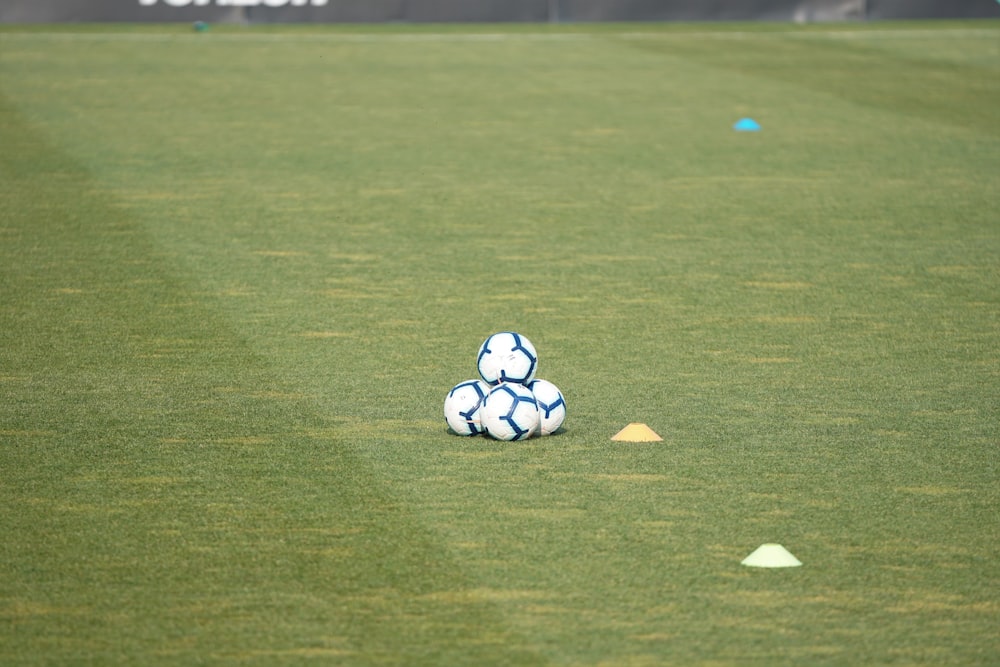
477,331,538,386
480,382,540,441
444,379,490,436
527,379,566,436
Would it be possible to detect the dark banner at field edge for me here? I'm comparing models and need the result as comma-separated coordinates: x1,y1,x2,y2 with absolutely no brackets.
1,0,998,23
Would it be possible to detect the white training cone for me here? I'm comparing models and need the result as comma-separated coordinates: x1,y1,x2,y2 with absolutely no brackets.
741,543,802,568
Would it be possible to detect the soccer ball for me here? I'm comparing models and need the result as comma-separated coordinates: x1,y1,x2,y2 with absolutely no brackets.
477,332,538,385
480,382,540,441
443,379,489,436
528,379,566,436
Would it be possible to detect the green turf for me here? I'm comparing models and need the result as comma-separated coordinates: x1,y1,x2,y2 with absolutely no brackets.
1,21,998,665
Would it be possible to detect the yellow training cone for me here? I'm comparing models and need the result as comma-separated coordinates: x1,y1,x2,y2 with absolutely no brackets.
611,423,663,442
741,544,802,568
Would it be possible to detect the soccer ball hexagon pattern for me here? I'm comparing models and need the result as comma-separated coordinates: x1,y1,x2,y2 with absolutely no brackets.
527,379,566,436
444,332,564,439
480,382,540,441
477,331,538,386
443,379,490,436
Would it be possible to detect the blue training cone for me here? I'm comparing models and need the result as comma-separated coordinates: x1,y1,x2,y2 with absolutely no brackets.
734,117,761,131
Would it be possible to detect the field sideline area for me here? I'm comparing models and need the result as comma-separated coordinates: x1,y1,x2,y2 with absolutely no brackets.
1,20,998,665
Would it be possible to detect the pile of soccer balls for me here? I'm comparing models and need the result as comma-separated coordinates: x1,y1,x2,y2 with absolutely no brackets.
444,332,566,441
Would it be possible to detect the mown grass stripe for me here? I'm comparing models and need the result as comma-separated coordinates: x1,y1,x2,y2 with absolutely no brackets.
0,94,545,666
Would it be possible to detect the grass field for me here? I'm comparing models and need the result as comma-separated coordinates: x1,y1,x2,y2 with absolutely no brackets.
1,20,998,665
